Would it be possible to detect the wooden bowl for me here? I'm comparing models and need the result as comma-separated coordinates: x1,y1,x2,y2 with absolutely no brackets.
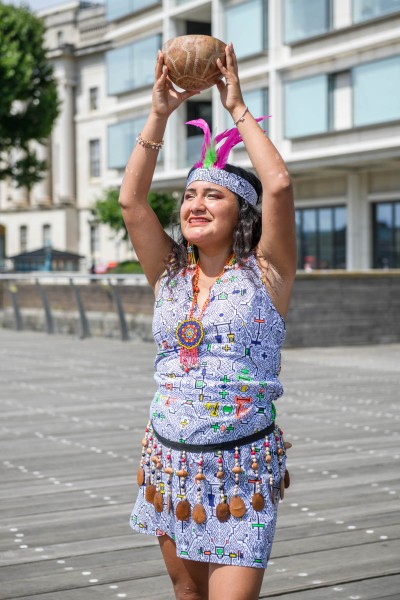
162,35,227,91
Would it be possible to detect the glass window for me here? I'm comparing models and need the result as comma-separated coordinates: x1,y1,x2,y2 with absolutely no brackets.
89,139,101,178
107,35,161,95
90,224,100,255
284,0,331,44
42,224,51,247
106,0,160,21
285,75,328,138
108,117,147,169
20,225,28,253
89,87,99,111
225,0,267,59
353,0,400,23
373,201,400,267
296,205,347,269
353,56,400,127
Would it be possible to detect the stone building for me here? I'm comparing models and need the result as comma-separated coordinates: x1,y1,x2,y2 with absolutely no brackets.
1,0,399,271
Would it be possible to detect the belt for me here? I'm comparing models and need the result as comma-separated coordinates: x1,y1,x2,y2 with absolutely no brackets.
151,421,276,453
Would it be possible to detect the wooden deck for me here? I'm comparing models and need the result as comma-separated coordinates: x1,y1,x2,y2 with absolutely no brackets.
0,330,399,599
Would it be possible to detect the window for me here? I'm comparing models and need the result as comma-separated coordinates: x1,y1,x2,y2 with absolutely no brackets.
353,56,400,127
90,224,100,255
186,101,213,167
42,224,51,247
353,0,400,23
225,0,267,59
89,139,101,178
186,21,211,36
20,225,28,253
284,0,331,43
225,88,269,136
106,0,159,21
373,201,400,268
296,206,346,270
108,117,147,169
285,75,329,138
107,35,161,95
57,30,64,46
89,87,99,111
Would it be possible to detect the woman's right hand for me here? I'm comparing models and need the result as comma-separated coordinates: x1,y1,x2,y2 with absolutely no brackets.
152,51,200,117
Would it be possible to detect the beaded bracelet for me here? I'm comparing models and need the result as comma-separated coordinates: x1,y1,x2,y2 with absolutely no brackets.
234,105,249,126
136,133,164,150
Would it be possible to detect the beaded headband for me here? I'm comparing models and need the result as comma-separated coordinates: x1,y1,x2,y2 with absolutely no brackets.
185,117,269,206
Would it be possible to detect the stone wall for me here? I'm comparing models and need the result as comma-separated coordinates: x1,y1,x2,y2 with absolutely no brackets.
1,272,399,347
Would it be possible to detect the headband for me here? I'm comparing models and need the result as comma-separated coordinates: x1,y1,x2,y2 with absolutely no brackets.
185,116,269,206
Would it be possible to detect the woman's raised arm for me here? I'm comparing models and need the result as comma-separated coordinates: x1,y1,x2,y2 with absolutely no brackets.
119,51,199,289
217,44,297,301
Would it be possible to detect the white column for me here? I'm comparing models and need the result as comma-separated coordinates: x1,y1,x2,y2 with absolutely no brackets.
52,50,76,206
347,173,369,270
11,149,29,207
32,142,51,206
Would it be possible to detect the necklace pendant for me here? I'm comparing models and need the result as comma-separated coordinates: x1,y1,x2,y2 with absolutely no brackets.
175,318,204,372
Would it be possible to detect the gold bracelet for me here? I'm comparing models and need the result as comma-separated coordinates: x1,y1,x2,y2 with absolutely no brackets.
136,133,164,150
234,106,249,126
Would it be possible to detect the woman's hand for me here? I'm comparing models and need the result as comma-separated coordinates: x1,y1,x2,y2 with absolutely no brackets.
216,43,246,118
152,51,200,117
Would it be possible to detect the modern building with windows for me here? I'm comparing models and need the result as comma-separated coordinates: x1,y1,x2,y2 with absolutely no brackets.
1,0,399,271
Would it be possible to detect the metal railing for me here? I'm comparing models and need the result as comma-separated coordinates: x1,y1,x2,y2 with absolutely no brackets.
0,272,148,341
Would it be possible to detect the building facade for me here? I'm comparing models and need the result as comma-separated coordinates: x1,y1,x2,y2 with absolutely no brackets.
1,0,399,271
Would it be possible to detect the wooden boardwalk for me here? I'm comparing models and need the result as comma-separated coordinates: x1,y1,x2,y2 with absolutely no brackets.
0,330,399,600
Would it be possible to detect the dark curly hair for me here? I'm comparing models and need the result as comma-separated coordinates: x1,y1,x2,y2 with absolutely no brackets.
164,164,262,280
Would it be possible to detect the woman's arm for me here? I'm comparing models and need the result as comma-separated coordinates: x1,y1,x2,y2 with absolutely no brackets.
119,51,198,289
216,45,297,290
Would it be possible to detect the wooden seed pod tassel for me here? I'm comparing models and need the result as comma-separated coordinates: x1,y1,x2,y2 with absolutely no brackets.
192,454,207,524
250,443,265,512
175,450,191,521
164,448,173,513
153,444,163,512
276,430,286,501
284,468,291,489
216,450,230,522
137,427,149,486
145,479,157,504
265,435,275,505
229,447,246,518
153,491,163,513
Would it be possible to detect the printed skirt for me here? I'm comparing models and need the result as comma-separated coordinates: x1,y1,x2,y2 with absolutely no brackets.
129,422,290,568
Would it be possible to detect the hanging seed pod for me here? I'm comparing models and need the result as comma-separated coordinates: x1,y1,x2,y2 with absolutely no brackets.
270,487,276,505
145,484,157,504
284,468,291,489
280,478,285,500
229,495,246,518
167,495,173,514
194,472,206,481
216,502,230,522
284,441,292,450
251,492,265,511
153,491,163,513
192,503,207,524
175,499,191,521
164,466,174,475
232,466,243,474
136,467,145,486
176,469,188,478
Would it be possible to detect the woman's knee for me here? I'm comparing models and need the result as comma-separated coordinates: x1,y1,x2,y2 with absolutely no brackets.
172,581,207,600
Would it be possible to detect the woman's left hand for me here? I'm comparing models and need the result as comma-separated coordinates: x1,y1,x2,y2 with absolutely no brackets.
216,43,245,116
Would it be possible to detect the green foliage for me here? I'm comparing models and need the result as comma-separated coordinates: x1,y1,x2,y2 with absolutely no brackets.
107,260,144,274
93,188,127,239
0,3,59,189
93,188,178,240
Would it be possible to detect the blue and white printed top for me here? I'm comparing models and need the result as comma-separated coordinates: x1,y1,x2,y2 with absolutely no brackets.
150,255,285,445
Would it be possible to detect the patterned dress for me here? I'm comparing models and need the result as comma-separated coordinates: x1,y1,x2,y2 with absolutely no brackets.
130,255,288,568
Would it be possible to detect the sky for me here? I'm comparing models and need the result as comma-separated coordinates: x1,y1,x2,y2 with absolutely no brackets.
3,0,103,11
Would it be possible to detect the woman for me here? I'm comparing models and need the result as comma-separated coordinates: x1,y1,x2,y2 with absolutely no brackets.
120,43,296,600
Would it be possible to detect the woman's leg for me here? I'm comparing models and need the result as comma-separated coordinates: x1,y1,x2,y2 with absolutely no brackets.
158,535,209,600
208,564,265,600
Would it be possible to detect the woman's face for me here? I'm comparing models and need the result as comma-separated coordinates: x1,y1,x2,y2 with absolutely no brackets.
180,180,239,251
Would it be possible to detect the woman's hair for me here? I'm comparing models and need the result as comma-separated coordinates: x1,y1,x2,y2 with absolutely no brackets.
164,164,262,280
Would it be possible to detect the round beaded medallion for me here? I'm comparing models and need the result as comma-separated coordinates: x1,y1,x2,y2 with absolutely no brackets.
175,318,204,350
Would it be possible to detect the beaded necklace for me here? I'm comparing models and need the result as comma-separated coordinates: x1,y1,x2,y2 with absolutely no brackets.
175,255,236,372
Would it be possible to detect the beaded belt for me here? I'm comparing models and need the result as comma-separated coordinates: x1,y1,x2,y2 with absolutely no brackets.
151,421,276,453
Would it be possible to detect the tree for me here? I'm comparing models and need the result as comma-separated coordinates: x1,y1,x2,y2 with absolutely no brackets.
0,3,59,191
93,188,178,241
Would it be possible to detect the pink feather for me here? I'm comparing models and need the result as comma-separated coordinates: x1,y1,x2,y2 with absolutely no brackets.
185,119,211,166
